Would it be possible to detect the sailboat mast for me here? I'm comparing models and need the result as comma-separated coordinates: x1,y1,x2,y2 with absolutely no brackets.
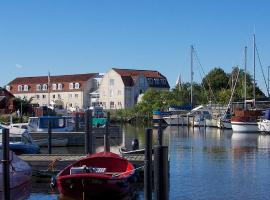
244,46,247,110
191,45,194,108
253,34,256,107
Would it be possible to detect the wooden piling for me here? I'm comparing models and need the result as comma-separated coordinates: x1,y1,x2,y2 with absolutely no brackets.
48,120,52,154
2,128,10,200
154,145,169,200
104,112,110,152
144,128,152,200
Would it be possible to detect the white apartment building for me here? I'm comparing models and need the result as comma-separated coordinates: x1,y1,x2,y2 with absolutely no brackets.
6,73,98,110
99,68,170,109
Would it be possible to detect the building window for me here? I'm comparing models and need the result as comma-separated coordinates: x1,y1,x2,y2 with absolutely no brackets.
109,90,114,97
52,94,55,99
117,90,121,95
52,84,57,90
109,79,114,86
42,84,48,90
75,94,79,98
42,94,46,99
18,85,23,91
36,95,40,99
69,83,74,89
154,78,160,85
58,83,63,90
110,101,114,109
118,102,122,108
58,94,61,99
36,84,41,91
23,85,29,91
75,82,80,89
68,94,72,98
148,78,153,84
161,79,166,85
5,85,10,91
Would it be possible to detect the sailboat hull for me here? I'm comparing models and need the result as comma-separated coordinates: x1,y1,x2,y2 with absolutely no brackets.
231,121,258,133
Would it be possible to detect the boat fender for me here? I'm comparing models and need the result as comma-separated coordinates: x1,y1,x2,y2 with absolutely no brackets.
50,176,57,188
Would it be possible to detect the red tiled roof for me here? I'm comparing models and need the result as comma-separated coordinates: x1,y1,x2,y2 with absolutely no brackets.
113,68,165,78
113,68,170,88
9,73,98,85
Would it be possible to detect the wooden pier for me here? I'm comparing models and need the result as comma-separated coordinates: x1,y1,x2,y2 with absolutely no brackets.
19,154,145,175
30,126,122,146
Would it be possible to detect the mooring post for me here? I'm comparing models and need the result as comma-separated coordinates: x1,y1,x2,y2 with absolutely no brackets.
157,120,163,146
48,120,52,154
154,145,169,200
75,112,79,132
85,109,91,154
144,128,152,200
2,128,10,200
104,112,110,152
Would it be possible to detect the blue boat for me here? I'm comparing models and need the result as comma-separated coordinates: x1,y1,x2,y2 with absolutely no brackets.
0,125,40,154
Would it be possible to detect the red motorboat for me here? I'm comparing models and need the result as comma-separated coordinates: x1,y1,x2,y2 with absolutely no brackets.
56,152,135,199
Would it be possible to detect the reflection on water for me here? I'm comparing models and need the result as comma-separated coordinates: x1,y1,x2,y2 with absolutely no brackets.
28,125,270,200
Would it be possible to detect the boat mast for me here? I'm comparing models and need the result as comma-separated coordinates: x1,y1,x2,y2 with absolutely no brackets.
191,45,194,108
244,46,247,110
253,34,256,107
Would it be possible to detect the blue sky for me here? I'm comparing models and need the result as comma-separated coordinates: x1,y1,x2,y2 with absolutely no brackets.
1,0,270,94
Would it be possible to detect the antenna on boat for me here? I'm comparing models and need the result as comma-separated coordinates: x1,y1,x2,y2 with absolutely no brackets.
244,46,247,110
191,45,194,108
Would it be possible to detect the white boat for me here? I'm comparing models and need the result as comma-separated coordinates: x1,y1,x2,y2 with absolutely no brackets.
34,138,68,147
0,150,32,199
258,109,270,132
231,121,259,133
0,125,40,154
28,116,74,132
163,105,217,127
217,118,232,129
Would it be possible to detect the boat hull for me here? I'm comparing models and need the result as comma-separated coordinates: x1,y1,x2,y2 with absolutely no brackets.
231,121,258,133
56,152,135,199
58,175,131,199
258,120,270,132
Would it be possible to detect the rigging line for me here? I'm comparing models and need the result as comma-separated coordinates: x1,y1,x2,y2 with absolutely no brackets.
198,71,211,102
255,44,268,93
193,47,217,103
223,67,240,118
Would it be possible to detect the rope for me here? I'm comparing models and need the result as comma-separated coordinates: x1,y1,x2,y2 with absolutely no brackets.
47,157,61,171
112,165,145,177
255,44,268,94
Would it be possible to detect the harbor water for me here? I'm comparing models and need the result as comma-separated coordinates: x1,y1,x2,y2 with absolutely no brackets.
28,125,270,200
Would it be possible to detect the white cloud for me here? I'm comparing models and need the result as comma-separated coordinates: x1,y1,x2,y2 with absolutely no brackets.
15,64,23,69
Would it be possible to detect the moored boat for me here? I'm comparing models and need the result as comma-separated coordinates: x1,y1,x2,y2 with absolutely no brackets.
258,108,270,133
0,125,40,154
56,152,135,199
0,150,32,199
231,109,262,133
34,138,68,147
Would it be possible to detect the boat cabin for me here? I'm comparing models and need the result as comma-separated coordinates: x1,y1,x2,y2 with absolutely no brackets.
28,116,74,132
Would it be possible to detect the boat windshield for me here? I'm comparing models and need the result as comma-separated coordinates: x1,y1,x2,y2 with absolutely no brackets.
39,118,65,129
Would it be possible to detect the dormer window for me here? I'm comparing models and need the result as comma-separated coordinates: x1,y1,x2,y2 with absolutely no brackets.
42,84,48,91
75,82,80,89
36,84,41,91
69,83,74,89
58,83,63,90
23,85,29,91
52,84,57,90
5,85,10,91
18,85,23,91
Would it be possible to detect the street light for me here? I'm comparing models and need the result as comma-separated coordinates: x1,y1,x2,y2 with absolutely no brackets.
268,66,270,98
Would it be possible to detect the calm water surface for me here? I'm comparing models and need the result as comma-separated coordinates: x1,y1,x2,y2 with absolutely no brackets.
28,125,270,200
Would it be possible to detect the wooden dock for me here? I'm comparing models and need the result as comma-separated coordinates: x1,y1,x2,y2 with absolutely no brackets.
30,126,122,146
19,154,145,175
